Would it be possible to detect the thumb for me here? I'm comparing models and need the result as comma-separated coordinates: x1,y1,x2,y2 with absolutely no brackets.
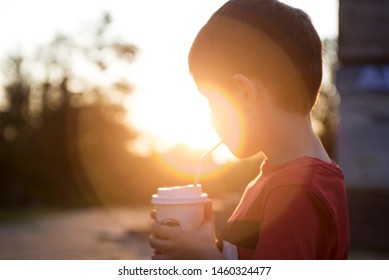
204,199,214,222
150,209,156,220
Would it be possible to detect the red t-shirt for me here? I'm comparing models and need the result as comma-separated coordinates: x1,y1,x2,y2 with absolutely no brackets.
219,157,350,260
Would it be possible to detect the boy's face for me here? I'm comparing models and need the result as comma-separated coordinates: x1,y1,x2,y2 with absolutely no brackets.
200,84,244,155
197,78,266,159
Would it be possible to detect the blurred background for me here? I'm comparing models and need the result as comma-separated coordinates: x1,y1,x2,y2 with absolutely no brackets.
0,0,388,260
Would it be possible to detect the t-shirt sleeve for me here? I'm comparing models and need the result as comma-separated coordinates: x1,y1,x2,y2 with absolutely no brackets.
254,186,335,259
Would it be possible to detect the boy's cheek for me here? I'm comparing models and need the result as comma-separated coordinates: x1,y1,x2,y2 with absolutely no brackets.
211,110,247,155
212,109,262,158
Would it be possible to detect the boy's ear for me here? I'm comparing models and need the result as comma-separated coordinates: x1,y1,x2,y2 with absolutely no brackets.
232,73,259,109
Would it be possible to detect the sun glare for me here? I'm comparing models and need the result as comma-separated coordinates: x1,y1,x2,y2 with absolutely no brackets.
121,0,338,165
126,65,235,163
124,67,237,183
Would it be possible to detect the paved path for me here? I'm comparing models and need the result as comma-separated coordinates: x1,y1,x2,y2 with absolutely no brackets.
0,208,153,260
1,206,388,260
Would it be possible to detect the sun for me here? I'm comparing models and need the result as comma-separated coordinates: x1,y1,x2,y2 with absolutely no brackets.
122,20,238,163
125,67,235,163
125,71,237,183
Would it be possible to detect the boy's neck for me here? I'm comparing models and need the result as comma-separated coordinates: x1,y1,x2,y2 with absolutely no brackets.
263,114,331,165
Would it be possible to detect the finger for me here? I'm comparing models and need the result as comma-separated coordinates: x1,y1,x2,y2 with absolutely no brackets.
160,219,181,227
152,221,181,240
151,253,171,260
153,249,161,255
204,199,214,222
201,220,214,232
150,209,156,220
149,233,173,252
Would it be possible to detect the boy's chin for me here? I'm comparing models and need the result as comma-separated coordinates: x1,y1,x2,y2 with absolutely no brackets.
227,142,260,159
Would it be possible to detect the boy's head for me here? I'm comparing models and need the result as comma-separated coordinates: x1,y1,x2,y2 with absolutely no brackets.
188,0,323,158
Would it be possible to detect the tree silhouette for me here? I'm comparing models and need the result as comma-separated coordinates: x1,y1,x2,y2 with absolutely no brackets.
0,13,341,210
0,13,138,208
311,38,340,159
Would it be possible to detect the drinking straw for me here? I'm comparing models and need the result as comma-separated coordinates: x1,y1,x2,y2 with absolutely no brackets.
193,141,223,187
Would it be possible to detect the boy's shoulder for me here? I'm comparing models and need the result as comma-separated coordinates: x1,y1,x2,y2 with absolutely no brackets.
236,156,347,221
245,157,347,215
251,157,347,220
260,157,344,193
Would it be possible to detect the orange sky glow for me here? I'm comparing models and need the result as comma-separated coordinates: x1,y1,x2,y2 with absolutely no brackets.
0,0,338,164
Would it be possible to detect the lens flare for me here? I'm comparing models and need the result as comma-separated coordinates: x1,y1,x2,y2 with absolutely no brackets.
196,81,248,158
153,146,233,184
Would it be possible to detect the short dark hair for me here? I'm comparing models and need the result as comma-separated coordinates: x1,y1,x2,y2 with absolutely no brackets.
188,0,322,114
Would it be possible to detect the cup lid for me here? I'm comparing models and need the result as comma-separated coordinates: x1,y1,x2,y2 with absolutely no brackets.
151,185,208,204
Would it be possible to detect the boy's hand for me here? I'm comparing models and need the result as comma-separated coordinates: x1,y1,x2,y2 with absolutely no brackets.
148,200,223,260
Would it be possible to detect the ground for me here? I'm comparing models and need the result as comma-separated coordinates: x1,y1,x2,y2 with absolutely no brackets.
0,206,388,260
0,207,153,260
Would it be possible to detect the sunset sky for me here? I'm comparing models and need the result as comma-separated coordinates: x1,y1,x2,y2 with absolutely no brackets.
0,0,338,159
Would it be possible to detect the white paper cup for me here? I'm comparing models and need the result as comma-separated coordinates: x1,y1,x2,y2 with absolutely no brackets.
151,185,208,231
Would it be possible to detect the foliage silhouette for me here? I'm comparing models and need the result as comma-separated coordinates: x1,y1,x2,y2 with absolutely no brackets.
0,12,339,210
311,38,340,159
0,13,138,208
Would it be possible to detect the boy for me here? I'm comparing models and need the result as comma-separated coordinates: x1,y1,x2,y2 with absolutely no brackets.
149,0,349,259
